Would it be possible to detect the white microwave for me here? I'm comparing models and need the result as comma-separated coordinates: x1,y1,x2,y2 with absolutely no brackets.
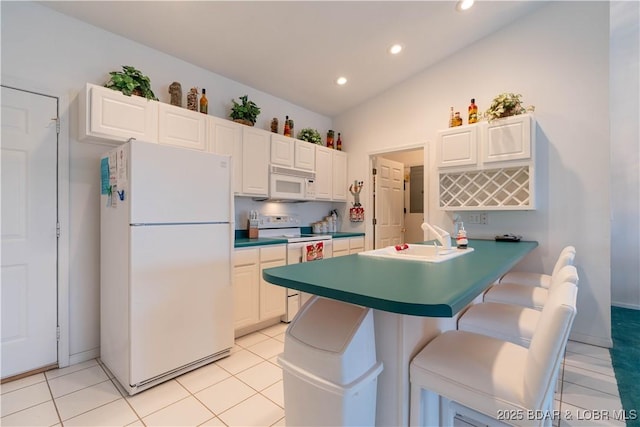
268,165,316,201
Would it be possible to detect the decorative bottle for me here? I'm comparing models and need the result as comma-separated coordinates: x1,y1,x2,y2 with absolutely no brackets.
270,118,278,133
283,115,291,137
453,112,463,127
449,107,455,128
288,117,294,137
468,98,478,124
327,130,335,149
187,87,198,111
199,88,208,114
336,133,342,151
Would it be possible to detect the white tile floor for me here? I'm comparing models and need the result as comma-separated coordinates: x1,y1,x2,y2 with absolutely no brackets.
0,322,625,427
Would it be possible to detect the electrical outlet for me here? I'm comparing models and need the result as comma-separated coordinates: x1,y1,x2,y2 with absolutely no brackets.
480,212,488,225
468,212,488,224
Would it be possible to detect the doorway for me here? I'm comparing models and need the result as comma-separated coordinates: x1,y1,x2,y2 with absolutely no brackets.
370,146,426,248
1,86,60,379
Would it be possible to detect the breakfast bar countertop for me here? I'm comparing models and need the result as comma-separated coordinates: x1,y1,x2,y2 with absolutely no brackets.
263,239,538,317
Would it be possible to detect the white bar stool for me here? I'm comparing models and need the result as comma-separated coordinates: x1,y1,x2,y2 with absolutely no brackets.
409,282,577,427
484,265,578,310
499,246,575,288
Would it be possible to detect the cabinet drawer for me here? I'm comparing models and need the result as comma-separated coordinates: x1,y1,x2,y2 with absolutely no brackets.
333,239,349,252
260,245,286,262
234,248,259,267
349,237,365,251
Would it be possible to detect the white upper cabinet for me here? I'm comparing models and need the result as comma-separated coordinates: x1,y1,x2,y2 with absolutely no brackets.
315,145,347,201
332,150,348,201
314,145,332,200
158,103,207,151
270,135,316,171
482,114,533,164
436,125,478,169
241,127,270,196
209,116,242,194
294,140,315,171
436,114,536,211
80,83,158,143
270,134,294,167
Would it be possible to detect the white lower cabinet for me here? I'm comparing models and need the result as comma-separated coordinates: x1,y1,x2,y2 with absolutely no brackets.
333,237,365,257
348,236,365,254
232,248,260,330
332,238,350,257
233,245,286,332
259,246,287,320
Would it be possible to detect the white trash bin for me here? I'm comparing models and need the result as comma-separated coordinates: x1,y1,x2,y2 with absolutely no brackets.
277,296,383,427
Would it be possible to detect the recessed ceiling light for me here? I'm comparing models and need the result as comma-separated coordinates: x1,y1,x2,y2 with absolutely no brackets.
389,44,403,55
456,0,475,11
336,76,348,86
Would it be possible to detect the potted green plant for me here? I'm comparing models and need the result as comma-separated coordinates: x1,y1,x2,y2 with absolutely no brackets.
484,93,534,121
230,95,261,126
297,128,322,145
104,65,157,100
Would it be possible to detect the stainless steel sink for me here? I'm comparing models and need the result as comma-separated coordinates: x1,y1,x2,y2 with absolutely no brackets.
358,244,474,263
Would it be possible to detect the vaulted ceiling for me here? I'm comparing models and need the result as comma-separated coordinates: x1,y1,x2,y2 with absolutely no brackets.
42,1,543,117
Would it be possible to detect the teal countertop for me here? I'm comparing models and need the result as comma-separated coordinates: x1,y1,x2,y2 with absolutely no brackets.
234,237,288,248
263,239,538,317
233,230,364,248
329,232,365,239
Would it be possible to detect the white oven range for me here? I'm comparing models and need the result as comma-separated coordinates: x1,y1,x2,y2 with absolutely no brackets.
258,215,332,322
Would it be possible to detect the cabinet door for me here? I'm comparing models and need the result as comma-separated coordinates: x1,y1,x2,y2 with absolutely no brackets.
84,83,158,143
233,248,260,331
259,246,286,320
482,114,532,164
270,135,294,167
294,140,315,171
349,237,365,254
332,150,348,201
158,103,207,151
437,125,478,168
315,146,332,200
210,117,242,194
241,127,270,196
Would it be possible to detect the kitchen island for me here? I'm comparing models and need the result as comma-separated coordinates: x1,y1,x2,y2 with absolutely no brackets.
263,239,538,426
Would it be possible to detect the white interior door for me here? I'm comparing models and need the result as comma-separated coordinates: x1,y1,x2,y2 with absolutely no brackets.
1,86,58,378
374,157,405,248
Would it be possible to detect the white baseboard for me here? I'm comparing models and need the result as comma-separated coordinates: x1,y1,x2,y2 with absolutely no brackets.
68,347,100,367
569,331,613,348
611,302,640,310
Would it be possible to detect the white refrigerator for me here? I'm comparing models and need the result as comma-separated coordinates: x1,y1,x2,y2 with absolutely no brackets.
100,140,234,395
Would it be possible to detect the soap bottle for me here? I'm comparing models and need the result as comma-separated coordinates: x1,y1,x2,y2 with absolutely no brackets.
456,222,468,249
